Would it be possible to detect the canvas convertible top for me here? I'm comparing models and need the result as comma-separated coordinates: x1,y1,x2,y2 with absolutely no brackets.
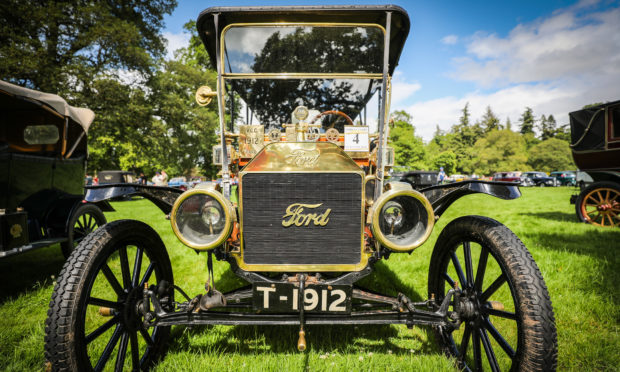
0,80,94,133
196,5,410,75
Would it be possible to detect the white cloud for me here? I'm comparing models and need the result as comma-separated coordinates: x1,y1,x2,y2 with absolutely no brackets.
398,2,620,141
391,72,421,105
441,35,459,45
163,32,190,60
455,7,620,86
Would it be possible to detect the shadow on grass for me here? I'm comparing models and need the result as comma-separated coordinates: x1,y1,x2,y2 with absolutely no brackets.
519,211,578,223
166,260,439,356
0,244,65,303
169,323,439,356
523,228,620,297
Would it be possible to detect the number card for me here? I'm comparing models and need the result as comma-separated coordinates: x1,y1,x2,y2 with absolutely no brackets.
239,125,264,158
344,126,369,152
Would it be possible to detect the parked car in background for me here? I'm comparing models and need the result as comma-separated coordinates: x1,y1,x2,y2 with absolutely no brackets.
168,176,189,190
98,170,136,184
568,100,620,227
389,171,439,189
0,80,107,259
520,171,558,187
549,171,576,186
492,171,522,182
446,174,466,182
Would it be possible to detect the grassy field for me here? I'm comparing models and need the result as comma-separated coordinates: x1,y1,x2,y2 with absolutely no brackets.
0,187,618,371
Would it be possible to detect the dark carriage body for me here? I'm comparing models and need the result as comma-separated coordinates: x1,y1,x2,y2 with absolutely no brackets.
570,100,620,176
0,81,106,258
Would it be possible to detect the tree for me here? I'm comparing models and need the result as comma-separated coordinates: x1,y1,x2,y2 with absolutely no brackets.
481,106,501,133
538,114,557,141
0,0,177,95
505,117,512,131
527,138,575,172
460,103,471,126
431,151,457,175
389,111,427,169
555,124,571,142
471,130,528,175
150,59,220,177
519,107,535,135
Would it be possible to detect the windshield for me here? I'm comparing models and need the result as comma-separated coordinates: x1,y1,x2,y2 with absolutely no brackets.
224,25,384,74
222,24,385,132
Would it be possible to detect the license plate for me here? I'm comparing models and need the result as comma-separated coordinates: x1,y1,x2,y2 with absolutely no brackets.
252,282,352,313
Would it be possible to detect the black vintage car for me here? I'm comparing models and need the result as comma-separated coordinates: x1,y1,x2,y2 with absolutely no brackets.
0,81,107,259
519,171,557,187
569,100,620,227
45,6,557,371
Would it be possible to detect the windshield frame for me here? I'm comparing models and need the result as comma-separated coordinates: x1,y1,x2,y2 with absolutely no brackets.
220,22,386,80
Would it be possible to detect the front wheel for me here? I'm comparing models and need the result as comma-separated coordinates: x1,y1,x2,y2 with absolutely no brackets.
428,216,557,371
45,220,174,371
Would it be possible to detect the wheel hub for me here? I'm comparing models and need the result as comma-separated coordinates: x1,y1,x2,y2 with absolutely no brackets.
457,292,479,320
122,286,143,332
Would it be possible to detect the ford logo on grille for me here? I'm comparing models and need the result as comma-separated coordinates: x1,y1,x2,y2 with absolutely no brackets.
282,203,331,227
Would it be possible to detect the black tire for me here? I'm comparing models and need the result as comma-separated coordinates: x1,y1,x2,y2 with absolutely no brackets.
61,203,107,258
538,183,545,187
574,181,620,227
428,216,557,371
45,220,174,371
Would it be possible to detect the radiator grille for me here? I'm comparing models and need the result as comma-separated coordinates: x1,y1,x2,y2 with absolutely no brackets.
240,172,362,266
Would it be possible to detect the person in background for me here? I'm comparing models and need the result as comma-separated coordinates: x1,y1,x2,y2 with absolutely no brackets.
160,169,169,186
438,167,446,184
152,171,162,186
139,172,147,185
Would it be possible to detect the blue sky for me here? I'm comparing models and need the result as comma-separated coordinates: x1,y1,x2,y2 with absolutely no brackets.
163,0,620,140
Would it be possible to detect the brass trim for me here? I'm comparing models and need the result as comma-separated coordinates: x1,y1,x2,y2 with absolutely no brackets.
221,22,386,79
369,183,435,252
365,175,377,207
236,169,368,272
223,73,383,80
170,188,235,251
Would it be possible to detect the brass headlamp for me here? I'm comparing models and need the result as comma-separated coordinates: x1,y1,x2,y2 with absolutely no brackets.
170,186,235,250
369,182,434,251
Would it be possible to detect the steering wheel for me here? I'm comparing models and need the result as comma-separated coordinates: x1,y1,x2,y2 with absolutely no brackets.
309,110,354,128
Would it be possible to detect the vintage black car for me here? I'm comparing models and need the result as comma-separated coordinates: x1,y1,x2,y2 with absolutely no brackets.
569,100,620,227
45,6,557,371
0,80,107,259
390,170,439,189
519,171,557,187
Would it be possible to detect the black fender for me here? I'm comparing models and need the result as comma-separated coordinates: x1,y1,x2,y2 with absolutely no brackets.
85,184,184,215
420,180,521,218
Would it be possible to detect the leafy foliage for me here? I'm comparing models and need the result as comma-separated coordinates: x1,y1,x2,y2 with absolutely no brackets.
389,111,427,169
527,138,575,172
0,0,176,94
471,130,528,175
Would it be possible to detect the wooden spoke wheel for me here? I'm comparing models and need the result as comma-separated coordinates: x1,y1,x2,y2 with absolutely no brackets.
46,220,174,371
428,216,557,371
576,182,620,227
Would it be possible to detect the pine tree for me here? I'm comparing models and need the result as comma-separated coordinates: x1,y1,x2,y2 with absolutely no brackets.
519,107,535,135
538,114,548,140
481,106,501,133
460,103,470,126
506,117,512,131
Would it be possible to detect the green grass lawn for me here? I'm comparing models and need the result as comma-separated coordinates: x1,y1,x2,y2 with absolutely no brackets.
1,187,618,371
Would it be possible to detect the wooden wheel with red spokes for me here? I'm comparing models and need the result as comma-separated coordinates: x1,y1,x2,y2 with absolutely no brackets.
576,182,620,227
